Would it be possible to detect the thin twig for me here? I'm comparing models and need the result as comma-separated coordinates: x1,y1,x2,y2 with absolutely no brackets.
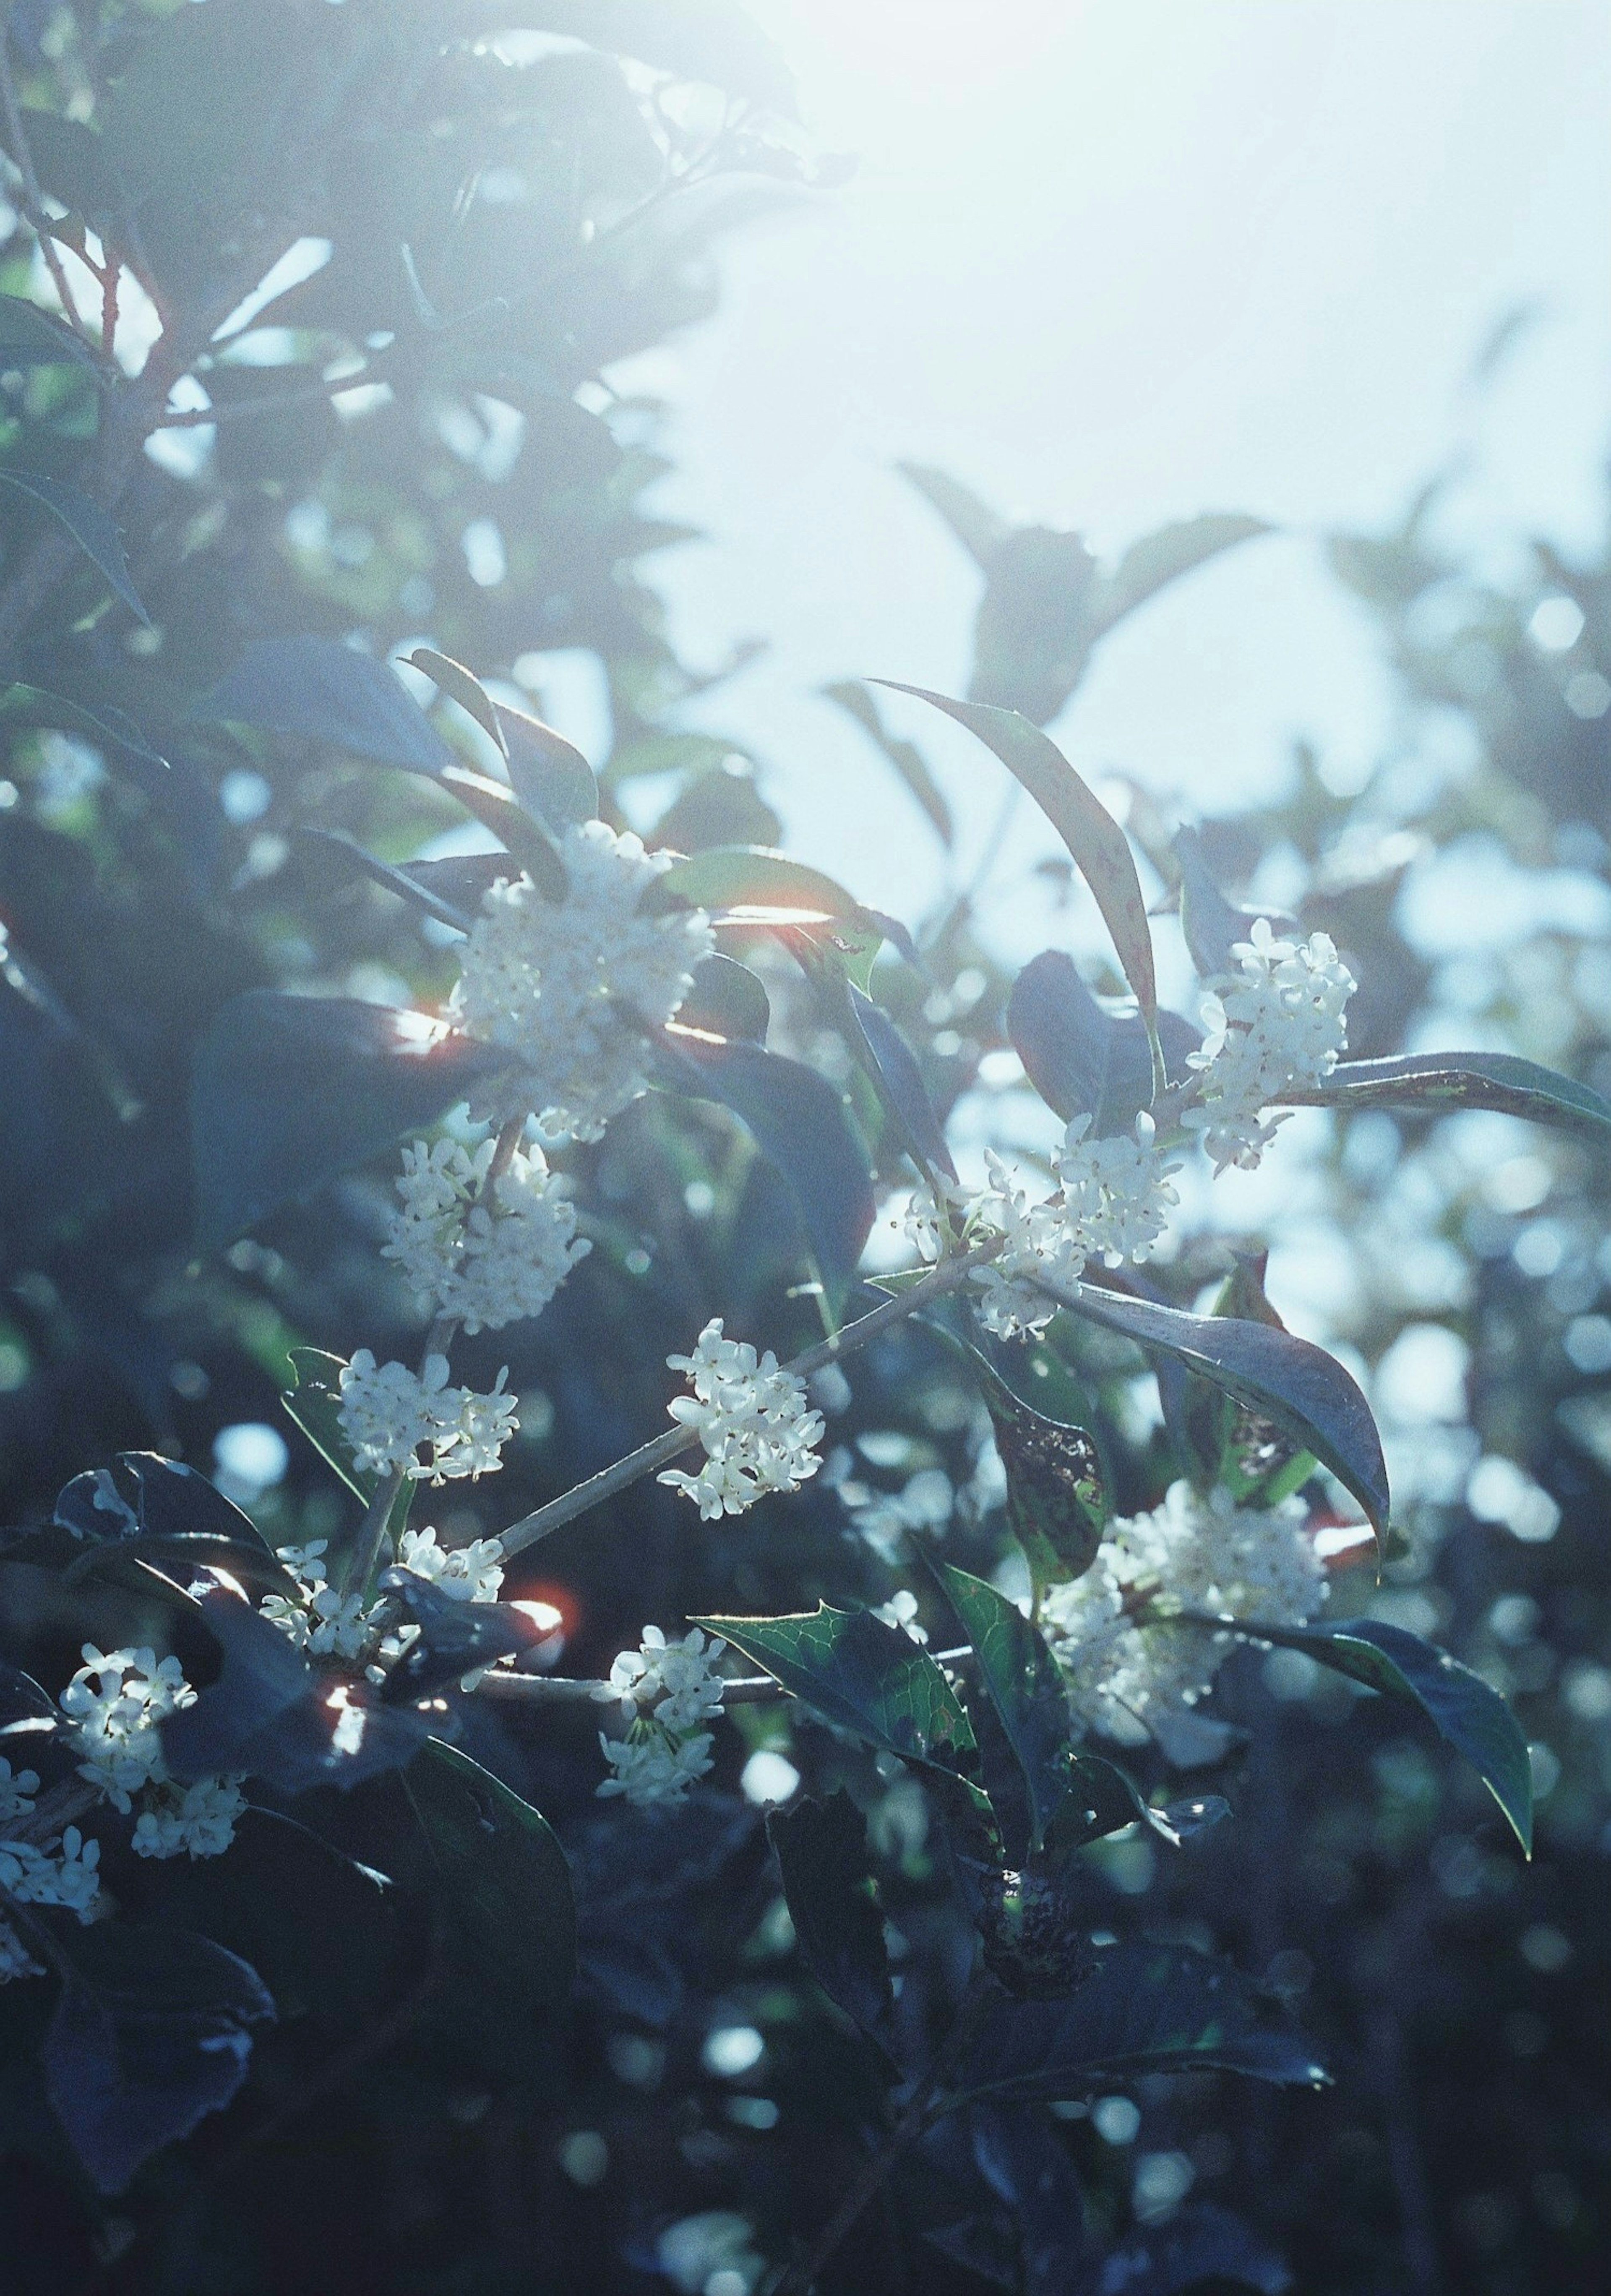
495,1239,1003,1561
0,12,98,350
477,1646,975,1708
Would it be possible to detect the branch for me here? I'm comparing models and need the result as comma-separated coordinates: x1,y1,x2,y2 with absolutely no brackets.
0,14,99,352
495,1239,1003,1561
477,1646,975,1708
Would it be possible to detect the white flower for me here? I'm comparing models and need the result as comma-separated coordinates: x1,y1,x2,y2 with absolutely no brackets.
131,1775,248,1861
592,1626,728,1732
60,1644,196,1813
383,1137,590,1333
394,1524,506,1605
448,819,714,1140
0,1827,102,1921
261,1540,381,1661
0,1758,39,1824
596,1727,715,1808
872,1589,929,1644
1184,920,1356,1174
1040,1480,1327,1747
968,1117,1176,1341
337,1350,519,1483
0,1917,42,1984
657,1320,824,1518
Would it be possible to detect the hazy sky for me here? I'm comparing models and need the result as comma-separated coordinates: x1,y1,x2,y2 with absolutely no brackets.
613,1,1611,947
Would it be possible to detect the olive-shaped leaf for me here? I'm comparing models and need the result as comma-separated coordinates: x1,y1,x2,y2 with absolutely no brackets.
301,829,475,930
404,1739,576,2011
821,678,953,847
439,766,568,898
193,635,452,772
1094,514,1272,639
1007,950,1199,1133
934,1564,1087,1854
675,952,771,1044
986,1391,1107,1602
767,1791,893,2039
404,647,507,756
281,1348,414,1545
846,983,956,1181
0,468,149,625
376,1571,541,1701
496,703,598,835
190,991,511,1248
646,844,861,927
0,292,102,369
877,686,1157,1033
1055,1282,1389,1550
1209,1617,1532,1853
1283,1051,1611,1143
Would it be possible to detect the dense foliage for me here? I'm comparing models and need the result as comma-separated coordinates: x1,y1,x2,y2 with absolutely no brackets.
0,6,1606,2293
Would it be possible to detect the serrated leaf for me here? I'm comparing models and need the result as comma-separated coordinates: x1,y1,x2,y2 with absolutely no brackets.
405,1739,576,2011
193,636,451,771
496,703,597,834
190,991,510,1248
1008,951,1199,1133
767,1792,892,2037
1215,1618,1532,1852
955,1941,1327,2105
1058,1284,1389,1551
821,678,953,846
878,687,1157,1035
1284,1051,1611,1143
1095,513,1272,637
934,1565,1087,1854
0,468,149,624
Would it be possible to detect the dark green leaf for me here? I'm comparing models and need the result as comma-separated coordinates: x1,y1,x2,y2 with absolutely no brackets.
767,1792,892,2036
1214,1618,1532,1853
45,1926,275,2193
439,766,569,898
878,688,1157,1033
648,844,860,927
376,1572,538,1701
846,984,956,1181
0,469,148,625
986,1388,1106,1605
404,648,507,756
405,1740,576,2011
0,682,167,772
955,1941,1327,2105
1057,1284,1389,1550
1007,951,1199,1132
281,1348,414,1547
496,704,598,835
193,637,452,772
935,1565,1084,1853
0,294,101,370
1095,514,1272,637
675,952,771,1044
401,854,509,918
1284,1051,1611,1143
302,829,474,930
190,991,510,1249
821,678,953,846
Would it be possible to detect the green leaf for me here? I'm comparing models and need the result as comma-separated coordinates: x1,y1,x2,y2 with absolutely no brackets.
190,991,510,1249
193,636,453,772
877,686,1157,1034
698,1604,983,1790
1094,513,1272,637
954,1940,1327,2105
497,704,598,835
282,1348,412,1551
405,1740,576,2010
845,983,956,1181
1214,1618,1532,1853
301,829,476,931
647,844,861,927
1284,1051,1611,1143
1179,1254,1317,1507
895,459,1011,567
438,765,569,899
675,952,771,1044
821,678,953,847
986,1388,1107,1605
1007,950,1199,1133
0,468,149,624
0,681,167,772
766,1792,892,2038
1058,1283,1389,1551
404,647,508,755
934,1565,1085,1854
0,294,102,370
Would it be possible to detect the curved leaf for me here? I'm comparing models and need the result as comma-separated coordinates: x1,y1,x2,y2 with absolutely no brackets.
0,468,149,624
648,844,860,927
404,647,507,755
302,829,475,930
1213,1617,1532,1853
190,991,511,1248
496,703,598,834
439,765,568,897
0,293,102,370
377,1572,540,1701
676,952,771,1044
1008,950,1199,1132
1055,1282,1389,1549
193,636,453,772
281,1347,413,1552
846,983,956,1180
895,459,1011,567
1095,513,1272,637
1173,829,1298,980
767,1792,892,2038
878,686,1157,1031
956,1940,1327,2104
405,1739,576,2011
1284,1051,1611,1143
935,1564,1085,1853
0,682,168,772
821,678,953,846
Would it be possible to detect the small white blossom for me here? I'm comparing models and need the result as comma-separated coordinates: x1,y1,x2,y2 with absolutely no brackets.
0,1827,102,1920
968,1116,1177,1341
383,1137,590,1333
596,1727,716,1808
1056,1111,1179,1265
394,1524,506,1604
337,1350,519,1483
0,1758,39,1823
261,1540,381,1661
0,1917,42,1983
593,1626,728,1732
448,819,714,1140
60,1644,196,1813
131,1775,248,1861
1184,920,1356,1174
1040,1481,1327,1747
872,1589,929,1644
657,1320,824,1518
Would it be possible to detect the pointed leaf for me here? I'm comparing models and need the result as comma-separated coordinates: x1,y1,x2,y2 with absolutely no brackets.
956,1940,1327,2104
1173,829,1296,979
878,687,1156,1029
1056,1283,1389,1550
935,1565,1085,1853
301,829,474,929
675,952,771,1044
821,678,953,846
986,1390,1107,1603
1095,513,1272,636
1008,951,1199,1132
1283,1051,1611,1143
767,1792,892,2037
0,468,148,624
376,1572,540,1701
0,293,102,369
280,1347,415,1545
193,636,452,771
0,682,168,771
496,704,598,834
404,647,507,755
896,459,1011,566
846,984,956,1180
648,844,860,927
439,765,568,897
1211,1618,1532,1853
190,991,511,1248
405,1739,576,2010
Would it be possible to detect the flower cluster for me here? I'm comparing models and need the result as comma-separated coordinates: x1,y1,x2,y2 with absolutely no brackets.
394,1524,507,1605
261,1542,380,1661
1039,1480,1327,1747
0,1828,102,1921
1185,919,1356,1173
594,1627,728,1808
383,1136,589,1333
658,1321,824,1518
59,1645,245,1861
337,1350,519,1483
964,1112,1179,1341
449,819,714,1140
0,1757,39,1824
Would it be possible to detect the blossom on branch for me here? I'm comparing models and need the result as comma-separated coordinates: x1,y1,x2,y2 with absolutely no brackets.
383,1136,589,1333
61,1644,196,1812
337,1350,519,1483
1185,919,1356,1173
657,1321,824,1518
0,1827,102,1921
261,1541,380,1661
594,1625,728,1732
968,1112,1180,1340
394,1524,507,1605
596,1727,716,1808
449,819,714,1140
132,1775,248,1861
0,1758,39,1824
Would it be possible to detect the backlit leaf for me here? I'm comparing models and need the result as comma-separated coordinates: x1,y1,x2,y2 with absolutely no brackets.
193,636,451,772
1284,1051,1611,1143
0,469,149,624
